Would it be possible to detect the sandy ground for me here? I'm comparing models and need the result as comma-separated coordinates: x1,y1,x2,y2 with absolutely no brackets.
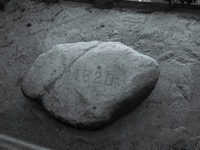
1,0,200,149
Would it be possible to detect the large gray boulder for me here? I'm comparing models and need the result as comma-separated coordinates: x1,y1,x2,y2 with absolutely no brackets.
21,41,160,130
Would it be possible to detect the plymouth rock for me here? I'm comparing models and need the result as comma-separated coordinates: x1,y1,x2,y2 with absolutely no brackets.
21,41,160,130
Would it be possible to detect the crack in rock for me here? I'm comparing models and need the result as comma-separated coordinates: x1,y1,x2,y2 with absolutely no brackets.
43,42,101,96
68,42,101,73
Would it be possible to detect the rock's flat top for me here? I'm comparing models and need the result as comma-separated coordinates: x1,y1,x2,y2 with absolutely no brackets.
21,41,160,129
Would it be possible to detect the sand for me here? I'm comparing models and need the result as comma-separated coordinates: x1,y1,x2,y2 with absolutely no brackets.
0,0,200,149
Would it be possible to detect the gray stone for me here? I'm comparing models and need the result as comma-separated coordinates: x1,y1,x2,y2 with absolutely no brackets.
21,41,160,130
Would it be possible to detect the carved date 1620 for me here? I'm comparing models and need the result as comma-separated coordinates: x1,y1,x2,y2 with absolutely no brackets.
74,68,115,86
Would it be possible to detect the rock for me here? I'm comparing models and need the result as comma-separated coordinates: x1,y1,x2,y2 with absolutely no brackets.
21,41,160,130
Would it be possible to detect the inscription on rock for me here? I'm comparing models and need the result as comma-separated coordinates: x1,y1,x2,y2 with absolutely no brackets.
21,41,160,130
73,67,116,86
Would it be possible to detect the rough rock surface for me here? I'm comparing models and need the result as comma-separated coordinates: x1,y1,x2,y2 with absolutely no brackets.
21,41,160,129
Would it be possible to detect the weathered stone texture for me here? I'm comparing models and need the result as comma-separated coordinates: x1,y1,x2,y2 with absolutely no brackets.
21,41,160,129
